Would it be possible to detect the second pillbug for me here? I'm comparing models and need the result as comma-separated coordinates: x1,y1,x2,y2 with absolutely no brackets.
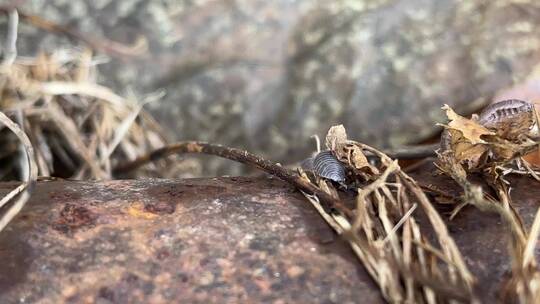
478,99,540,140
440,99,540,152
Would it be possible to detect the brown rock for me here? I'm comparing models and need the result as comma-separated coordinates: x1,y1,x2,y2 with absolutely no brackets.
0,165,540,301
0,177,383,303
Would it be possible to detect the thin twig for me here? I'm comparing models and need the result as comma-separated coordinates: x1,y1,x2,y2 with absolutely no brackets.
521,158,540,182
2,8,18,65
14,110,27,180
0,111,37,232
310,134,321,153
114,141,352,216
382,203,417,244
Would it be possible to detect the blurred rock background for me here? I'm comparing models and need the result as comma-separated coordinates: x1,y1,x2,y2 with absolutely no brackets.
4,0,540,176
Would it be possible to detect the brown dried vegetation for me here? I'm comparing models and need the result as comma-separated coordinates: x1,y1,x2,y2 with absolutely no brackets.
437,101,540,303
301,125,476,303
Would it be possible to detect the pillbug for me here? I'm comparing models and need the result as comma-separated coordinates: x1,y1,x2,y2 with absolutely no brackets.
478,99,532,126
478,99,539,139
301,150,346,183
440,99,540,152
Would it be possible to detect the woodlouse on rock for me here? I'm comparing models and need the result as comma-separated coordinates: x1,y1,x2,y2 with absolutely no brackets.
301,150,346,183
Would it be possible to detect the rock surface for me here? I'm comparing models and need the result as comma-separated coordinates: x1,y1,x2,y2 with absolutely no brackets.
0,177,382,304
6,0,540,174
1,163,540,302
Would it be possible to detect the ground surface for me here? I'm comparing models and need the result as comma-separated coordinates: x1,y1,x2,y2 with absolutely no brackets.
0,162,539,303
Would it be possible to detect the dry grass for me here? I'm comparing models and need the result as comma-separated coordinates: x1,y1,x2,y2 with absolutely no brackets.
0,8,196,231
0,48,200,180
300,127,477,303
0,110,37,233
437,103,540,303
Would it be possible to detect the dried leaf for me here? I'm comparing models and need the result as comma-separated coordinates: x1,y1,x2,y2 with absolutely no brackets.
457,144,488,169
347,145,379,174
324,124,378,174
441,104,494,144
490,140,523,162
350,146,369,169
325,124,348,151
446,129,488,169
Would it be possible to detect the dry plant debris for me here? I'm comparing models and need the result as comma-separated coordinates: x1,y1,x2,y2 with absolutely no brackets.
437,100,540,303
0,7,36,233
0,110,37,233
0,7,187,181
0,48,196,180
300,125,476,303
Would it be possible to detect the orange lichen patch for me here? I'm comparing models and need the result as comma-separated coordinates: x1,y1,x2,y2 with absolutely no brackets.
126,202,158,220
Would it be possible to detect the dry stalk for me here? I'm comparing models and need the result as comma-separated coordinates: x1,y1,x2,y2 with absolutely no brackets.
0,110,37,232
2,8,18,66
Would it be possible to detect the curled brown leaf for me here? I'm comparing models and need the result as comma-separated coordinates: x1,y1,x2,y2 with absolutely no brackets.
325,124,378,174
441,104,494,145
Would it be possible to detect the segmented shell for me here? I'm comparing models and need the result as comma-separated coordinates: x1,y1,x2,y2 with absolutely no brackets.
440,99,540,152
300,157,314,172
478,99,533,127
301,151,346,182
478,99,539,139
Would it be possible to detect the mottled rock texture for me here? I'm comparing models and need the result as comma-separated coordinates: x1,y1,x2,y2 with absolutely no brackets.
5,0,540,174
0,177,384,304
1,164,540,302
